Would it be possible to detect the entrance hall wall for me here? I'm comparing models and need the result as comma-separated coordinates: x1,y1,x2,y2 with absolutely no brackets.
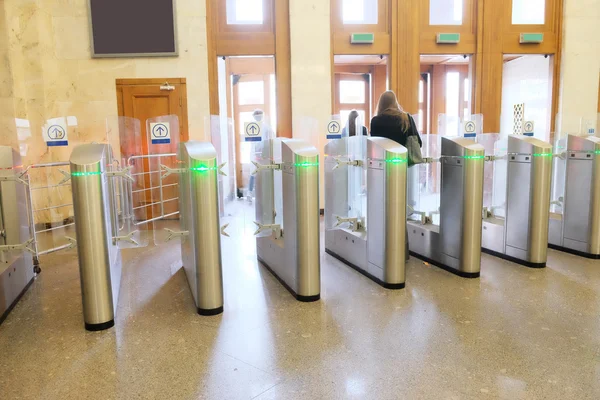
2,0,211,223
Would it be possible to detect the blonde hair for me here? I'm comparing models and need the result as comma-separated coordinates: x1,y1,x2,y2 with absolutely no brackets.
376,91,410,132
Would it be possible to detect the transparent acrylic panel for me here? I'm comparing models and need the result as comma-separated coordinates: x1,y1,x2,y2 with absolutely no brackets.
25,116,87,256
408,134,442,225
512,0,545,25
477,134,503,213
146,115,182,246
105,117,150,249
325,138,351,230
550,136,567,214
438,114,460,137
347,136,368,228
430,0,463,25
491,138,508,218
226,0,263,24
207,115,236,217
251,138,278,238
343,0,378,24
342,112,367,137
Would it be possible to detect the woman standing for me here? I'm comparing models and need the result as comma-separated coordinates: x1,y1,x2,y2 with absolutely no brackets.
370,90,422,150
370,90,422,261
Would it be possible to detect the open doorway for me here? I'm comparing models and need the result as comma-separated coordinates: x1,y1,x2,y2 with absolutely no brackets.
500,54,553,141
333,55,389,132
217,56,276,198
420,55,473,135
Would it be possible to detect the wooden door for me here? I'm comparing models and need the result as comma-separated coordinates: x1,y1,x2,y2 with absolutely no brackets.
116,78,189,220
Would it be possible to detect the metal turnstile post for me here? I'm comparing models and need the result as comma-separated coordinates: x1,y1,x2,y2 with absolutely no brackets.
482,135,552,268
255,139,320,301
408,137,484,278
179,141,224,315
325,137,407,289
0,147,35,324
549,134,600,258
70,144,122,331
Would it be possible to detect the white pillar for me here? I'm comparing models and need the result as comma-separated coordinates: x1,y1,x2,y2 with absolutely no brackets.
289,0,332,207
558,0,600,135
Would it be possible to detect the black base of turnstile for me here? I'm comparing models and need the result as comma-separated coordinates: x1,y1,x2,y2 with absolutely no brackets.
482,248,546,269
257,256,320,302
325,249,405,290
410,251,481,279
548,244,600,260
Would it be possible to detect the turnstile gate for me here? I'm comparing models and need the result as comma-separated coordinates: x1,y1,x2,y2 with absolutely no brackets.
481,135,552,268
70,144,123,330
153,141,226,315
324,136,408,289
253,139,321,301
549,134,600,258
407,137,485,278
0,146,35,324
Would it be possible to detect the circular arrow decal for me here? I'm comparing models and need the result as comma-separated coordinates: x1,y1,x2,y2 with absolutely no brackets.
524,121,534,133
152,124,169,138
246,122,261,137
464,121,476,134
327,121,341,134
48,125,66,140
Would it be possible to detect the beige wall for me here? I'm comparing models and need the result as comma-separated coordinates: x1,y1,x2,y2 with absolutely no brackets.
558,0,600,134
1,0,210,223
289,0,331,207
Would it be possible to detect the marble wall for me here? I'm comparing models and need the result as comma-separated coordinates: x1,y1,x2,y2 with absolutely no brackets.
558,0,600,135
1,0,210,223
289,0,332,207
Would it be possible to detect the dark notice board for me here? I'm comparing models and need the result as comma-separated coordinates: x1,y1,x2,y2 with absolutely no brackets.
89,0,177,57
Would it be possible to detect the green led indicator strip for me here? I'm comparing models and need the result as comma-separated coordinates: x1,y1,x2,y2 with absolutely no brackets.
294,162,319,167
71,171,102,177
463,155,485,160
190,166,216,172
386,158,407,164
532,153,552,157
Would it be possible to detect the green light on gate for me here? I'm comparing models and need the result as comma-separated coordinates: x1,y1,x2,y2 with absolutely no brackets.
71,171,102,177
463,155,485,160
595,150,600,155
294,162,319,168
386,158,407,164
190,166,216,173
533,153,553,157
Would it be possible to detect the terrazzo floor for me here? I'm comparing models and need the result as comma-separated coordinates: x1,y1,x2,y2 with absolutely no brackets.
1,213,599,399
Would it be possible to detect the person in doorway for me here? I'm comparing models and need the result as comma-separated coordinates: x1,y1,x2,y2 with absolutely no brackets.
247,109,272,203
370,90,422,148
370,90,423,262
342,110,369,137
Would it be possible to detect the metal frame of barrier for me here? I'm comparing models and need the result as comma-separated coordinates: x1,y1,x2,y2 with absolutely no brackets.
0,146,35,324
324,137,408,289
24,162,75,270
253,139,321,302
126,153,180,225
481,135,552,268
549,134,600,258
407,137,485,278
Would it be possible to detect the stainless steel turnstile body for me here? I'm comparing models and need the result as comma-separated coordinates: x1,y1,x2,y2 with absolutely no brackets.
70,144,122,331
482,135,552,268
178,141,224,315
408,137,484,278
325,137,407,289
255,139,321,301
549,134,600,258
0,147,35,324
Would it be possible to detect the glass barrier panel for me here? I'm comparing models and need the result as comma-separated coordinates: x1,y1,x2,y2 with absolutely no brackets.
550,136,567,215
251,138,277,238
491,137,508,218
408,134,442,225
477,134,500,211
347,136,367,228
325,138,350,230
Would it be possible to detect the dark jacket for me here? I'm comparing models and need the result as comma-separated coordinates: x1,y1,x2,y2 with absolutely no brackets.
369,113,422,148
